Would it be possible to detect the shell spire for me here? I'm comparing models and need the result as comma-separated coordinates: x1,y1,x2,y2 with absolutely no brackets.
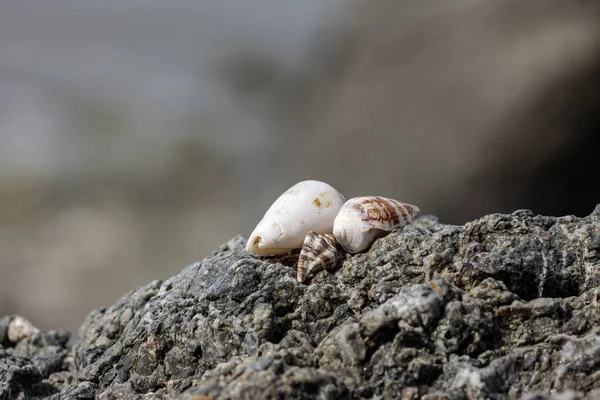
333,196,420,253
297,231,338,283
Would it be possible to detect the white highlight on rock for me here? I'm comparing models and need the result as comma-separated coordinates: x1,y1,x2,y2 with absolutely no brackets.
246,180,345,256
7,316,40,343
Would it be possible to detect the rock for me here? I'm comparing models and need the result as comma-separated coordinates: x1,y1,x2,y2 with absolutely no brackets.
2,206,600,398
8,316,40,344
0,316,71,399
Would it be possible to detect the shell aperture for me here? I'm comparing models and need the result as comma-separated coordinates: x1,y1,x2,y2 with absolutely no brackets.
246,180,345,256
333,196,420,253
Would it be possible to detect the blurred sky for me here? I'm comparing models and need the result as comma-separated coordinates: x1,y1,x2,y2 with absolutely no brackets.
0,0,346,176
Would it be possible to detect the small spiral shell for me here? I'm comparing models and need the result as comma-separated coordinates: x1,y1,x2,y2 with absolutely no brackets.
297,231,338,283
333,196,420,253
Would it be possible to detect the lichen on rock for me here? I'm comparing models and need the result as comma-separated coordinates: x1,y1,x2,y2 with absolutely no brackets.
2,206,600,399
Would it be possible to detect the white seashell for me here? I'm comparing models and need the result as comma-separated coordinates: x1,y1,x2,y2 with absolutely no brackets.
333,196,420,254
297,231,338,283
246,180,345,256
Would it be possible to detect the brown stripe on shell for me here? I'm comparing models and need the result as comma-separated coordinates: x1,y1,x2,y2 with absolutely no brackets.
357,197,394,226
297,231,338,283
376,196,401,225
363,197,394,224
403,203,420,221
350,196,420,232
394,200,416,226
394,200,409,222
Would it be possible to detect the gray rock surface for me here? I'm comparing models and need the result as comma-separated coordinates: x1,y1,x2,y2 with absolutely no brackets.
2,206,600,399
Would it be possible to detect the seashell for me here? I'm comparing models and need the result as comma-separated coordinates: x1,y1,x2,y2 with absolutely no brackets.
333,196,420,254
246,180,345,256
297,231,338,283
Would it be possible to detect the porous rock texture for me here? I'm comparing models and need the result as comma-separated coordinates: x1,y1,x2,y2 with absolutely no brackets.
2,207,600,399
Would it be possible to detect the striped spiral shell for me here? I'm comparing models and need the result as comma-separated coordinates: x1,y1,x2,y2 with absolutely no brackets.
297,231,338,283
298,232,338,283
333,196,420,253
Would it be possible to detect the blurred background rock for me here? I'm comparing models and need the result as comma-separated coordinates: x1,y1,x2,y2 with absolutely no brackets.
0,0,599,332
